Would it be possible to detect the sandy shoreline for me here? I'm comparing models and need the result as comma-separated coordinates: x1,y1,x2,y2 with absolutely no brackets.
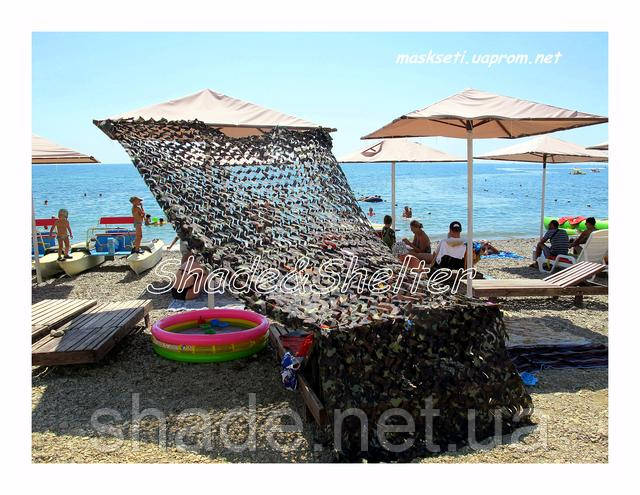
31,237,608,463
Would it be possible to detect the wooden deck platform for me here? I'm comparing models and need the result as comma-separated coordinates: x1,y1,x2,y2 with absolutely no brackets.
32,299,152,366
31,299,97,343
269,324,328,427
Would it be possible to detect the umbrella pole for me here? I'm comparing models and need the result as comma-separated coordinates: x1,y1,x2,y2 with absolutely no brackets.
540,156,547,238
32,195,42,284
391,161,396,230
466,130,473,298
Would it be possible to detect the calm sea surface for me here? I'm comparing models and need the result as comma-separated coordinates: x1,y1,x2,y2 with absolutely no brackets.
32,162,608,243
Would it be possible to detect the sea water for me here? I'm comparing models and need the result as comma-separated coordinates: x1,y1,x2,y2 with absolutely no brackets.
32,162,608,244
343,161,608,239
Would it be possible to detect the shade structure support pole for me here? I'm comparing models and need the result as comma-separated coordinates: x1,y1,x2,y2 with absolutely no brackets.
466,128,473,298
391,161,396,230
539,156,547,238
32,195,42,284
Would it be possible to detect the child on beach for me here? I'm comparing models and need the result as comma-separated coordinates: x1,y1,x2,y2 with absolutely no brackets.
51,209,73,261
381,214,395,250
130,196,145,254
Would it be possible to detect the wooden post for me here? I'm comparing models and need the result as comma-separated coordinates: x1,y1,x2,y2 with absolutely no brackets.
32,195,42,284
540,155,547,238
391,161,396,230
466,128,473,298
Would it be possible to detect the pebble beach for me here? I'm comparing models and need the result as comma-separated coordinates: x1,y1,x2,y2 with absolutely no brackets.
31,237,608,463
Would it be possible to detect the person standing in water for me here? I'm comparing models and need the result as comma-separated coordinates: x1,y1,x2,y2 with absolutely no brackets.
130,196,145,254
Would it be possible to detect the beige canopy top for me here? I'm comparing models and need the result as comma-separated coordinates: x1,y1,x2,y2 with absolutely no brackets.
338,138,464,163
586,141,608,150
95,88,335,138
475,135,609,163
32,134,99,164
362,88,608,140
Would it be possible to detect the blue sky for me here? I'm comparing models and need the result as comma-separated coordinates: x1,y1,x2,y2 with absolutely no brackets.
32,32,608,162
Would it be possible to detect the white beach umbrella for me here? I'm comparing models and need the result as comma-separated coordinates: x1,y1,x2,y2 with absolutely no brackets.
362,88,608,297
94,88,335,138
31,134,99,283
586,141,608,150
338,139,464,229
475,135,608,237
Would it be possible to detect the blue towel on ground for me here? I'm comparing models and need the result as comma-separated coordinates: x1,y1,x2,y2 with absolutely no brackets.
482,251,525,260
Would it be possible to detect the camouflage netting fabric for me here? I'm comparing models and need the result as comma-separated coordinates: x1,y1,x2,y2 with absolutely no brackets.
95,119,533,461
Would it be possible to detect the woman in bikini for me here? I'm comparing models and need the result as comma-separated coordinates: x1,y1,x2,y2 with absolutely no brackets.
400,220,433,268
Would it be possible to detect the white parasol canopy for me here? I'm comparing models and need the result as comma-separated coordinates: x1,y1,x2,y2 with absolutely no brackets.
95,88,335,138
362,88,608,297
338,139,464,229
476,135,608,237
586,141,608,150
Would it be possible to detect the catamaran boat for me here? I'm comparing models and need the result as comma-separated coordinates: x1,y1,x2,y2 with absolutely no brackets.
128,238,166,274
58,216,165,276
32,217,84,279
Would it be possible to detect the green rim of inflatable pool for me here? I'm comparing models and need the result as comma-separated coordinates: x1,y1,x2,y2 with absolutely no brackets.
152,340,267,363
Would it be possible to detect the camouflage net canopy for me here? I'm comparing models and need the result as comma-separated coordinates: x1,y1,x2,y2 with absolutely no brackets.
95,118,533,461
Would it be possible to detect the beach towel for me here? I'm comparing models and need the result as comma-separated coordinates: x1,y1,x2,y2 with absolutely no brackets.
167,291,245,311
482,251,525,260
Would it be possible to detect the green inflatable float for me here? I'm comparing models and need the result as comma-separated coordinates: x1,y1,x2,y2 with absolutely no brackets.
543,216,608,236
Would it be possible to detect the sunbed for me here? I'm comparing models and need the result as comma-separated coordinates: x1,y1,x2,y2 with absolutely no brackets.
460,261,608,306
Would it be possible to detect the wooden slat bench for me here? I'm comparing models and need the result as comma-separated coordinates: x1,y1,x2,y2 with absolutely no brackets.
32,299,152,366
461,261,608,306
31,299,97,343
269,324,328,427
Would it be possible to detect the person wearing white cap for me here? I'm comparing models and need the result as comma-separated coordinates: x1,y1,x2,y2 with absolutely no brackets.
432,221,467,270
